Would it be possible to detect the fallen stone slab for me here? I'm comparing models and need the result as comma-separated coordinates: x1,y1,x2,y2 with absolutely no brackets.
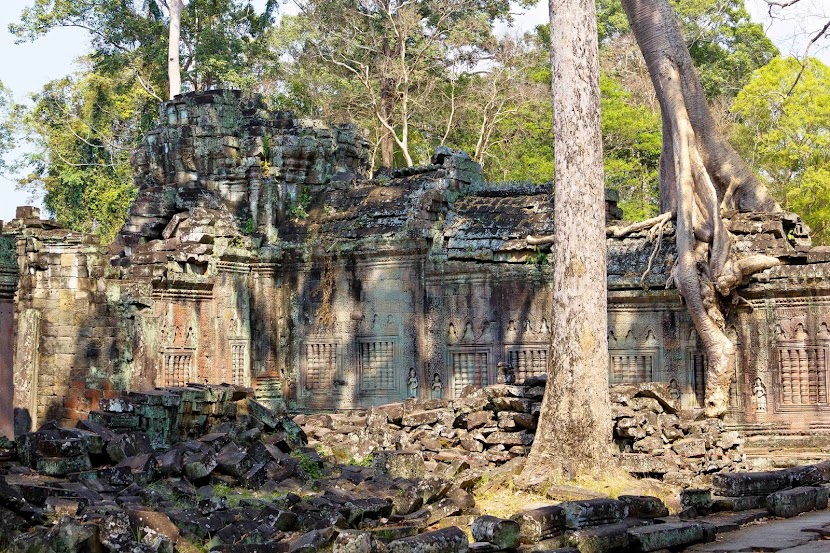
627,522,707,552
373,450,425,480
713,470,793,497
511,505,566,544
766,486,828,518
558,498,627,529
289,528,334,553
618,495,669,519
681,489,712,512
334,530,372,553
386,526,469,553
471,515,520,549
710,495,765,512
567,522,631,553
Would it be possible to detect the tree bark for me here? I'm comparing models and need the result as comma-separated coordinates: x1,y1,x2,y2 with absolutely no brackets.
168,0,184,99
520,0,612,483
621,0,781,416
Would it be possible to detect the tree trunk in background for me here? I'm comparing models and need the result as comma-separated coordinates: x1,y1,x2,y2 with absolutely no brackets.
379,76,395,169
621,0,782,416
168,0,184,99
520,0,612,482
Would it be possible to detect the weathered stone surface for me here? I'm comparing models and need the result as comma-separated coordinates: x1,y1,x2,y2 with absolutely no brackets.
713,470,793,497
627,522,706,552
373,450,425,480
568,522,631,553
470,515,520,549
766,486,826,518
511,505,566,544
618,495,669,519
559,499,627,529
711,495,765,512
334,530,372,553
386,526,469,553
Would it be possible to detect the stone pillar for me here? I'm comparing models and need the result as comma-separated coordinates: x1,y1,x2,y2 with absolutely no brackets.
0,300,13,439
0,233,18,439
13,308,40,435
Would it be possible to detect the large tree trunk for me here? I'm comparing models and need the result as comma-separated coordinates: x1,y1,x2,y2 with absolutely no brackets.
621,0,781,416
520,0,612,483
168,0,184,99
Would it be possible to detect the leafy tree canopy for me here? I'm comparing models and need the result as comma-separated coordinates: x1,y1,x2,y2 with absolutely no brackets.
732,56,830,242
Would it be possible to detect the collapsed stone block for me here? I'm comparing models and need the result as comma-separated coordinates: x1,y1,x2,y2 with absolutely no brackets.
373,450,425,479
386,526,469,553
334,530,372,553
470,515,520,549
568,522,631,553
712,470,794,497
618,495,669,519
627,522,707,552
558,498,627,529
510,505,566,544
765,486,828,518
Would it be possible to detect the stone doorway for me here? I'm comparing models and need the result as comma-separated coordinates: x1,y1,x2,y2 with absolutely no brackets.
0,300,13,438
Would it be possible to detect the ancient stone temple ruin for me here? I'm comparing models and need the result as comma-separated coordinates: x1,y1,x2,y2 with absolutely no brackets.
1,89,829,439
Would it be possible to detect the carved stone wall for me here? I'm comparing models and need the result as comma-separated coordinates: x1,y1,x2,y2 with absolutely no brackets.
0,231,17,438
3,91,830,439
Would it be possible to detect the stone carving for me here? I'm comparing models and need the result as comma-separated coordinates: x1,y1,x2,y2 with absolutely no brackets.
496,361,515,384
431,372,443,399
461,321,476,343
447,323,458,344
754,377,767,413
407,367,418,398
668,378,681,401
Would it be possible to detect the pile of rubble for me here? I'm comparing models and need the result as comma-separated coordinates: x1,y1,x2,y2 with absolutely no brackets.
1,381,830,552
0,386,482,552
301,378,747,486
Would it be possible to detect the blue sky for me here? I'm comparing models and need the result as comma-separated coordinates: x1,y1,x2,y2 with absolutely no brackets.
0,0,827,223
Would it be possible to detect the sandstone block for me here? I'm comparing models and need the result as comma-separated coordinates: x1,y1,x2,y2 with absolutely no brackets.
334,530,372,553
568,522,631,553
471,515,520,549
766,486,823,518
618,495,669,519
627,522,706,552
386,526,469,553
713,470,792,497
559,498,627,529
510,505,565,544
373,450,425,479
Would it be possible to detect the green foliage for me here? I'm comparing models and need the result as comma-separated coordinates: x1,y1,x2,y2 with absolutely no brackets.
11,0,278,97
288,186,312,220
292,450,323,480
732,56,830,243
600,75,662,220
243,218,256,235
0,81,16,174
526,246,550,266
275,0,522,168
17,69,151,242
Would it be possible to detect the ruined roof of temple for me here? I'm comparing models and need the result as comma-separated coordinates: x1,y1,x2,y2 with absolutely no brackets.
119,90,371,250
111,90,830,294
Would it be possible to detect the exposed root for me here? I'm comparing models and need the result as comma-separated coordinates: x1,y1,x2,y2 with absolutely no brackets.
526,234,555,246
640,214,672,289
606,211,673,238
